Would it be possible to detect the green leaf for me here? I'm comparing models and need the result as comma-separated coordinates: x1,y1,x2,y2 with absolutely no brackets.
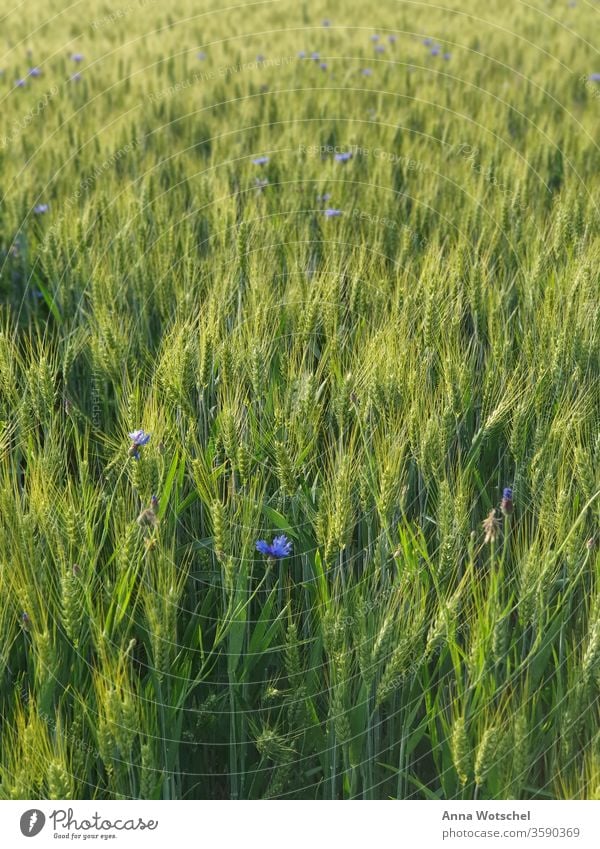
32,270,62,325
159,450,180,516
262,505,298,539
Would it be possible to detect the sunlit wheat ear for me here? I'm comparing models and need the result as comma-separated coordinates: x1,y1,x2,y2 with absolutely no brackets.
254,727,295,769
47,760,72,799
376,632,418,707
60,565,84,647
210,499,227,562
581,614,600,701
451,716,472,786
474,725,499,789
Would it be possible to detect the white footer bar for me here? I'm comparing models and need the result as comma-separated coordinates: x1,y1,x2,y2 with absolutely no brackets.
1,800,597,848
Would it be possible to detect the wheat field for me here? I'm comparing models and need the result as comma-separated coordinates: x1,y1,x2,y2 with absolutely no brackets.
0,0,599,800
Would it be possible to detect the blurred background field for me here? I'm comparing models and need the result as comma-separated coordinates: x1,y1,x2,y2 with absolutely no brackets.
0,0,599,800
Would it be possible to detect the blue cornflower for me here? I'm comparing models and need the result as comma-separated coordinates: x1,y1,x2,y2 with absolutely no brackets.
443,52,452,61
317,192,331,203
311,51,320,61
322,19,331,27
34,203,49,214
70,72,82,82
320,62,328,70
257,54,265,62
371,34,380,42
431,45,441,56
375,45,385,53
71,53,84,62
335,151,352,162
256,534,292,559
324,208,342,217
388,35,397,44
129,428,151,445
501,487,513,516
423,38,432,46
252,155,269,165
128,429,151,460
28,67,42,77
589,73,600,82
362,68,373,76
298,50,306,58
197,51,206,60
16,78,26,87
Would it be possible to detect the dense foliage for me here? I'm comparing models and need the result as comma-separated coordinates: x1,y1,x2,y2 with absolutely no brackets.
0,0,599,799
